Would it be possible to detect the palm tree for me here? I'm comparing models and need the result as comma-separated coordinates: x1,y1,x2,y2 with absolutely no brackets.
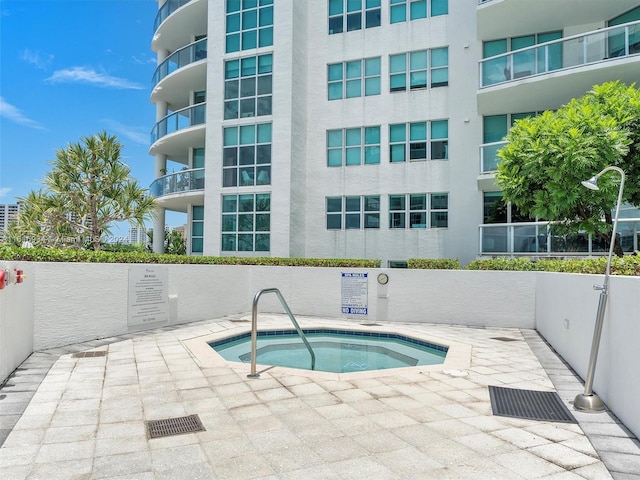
13,131,156,251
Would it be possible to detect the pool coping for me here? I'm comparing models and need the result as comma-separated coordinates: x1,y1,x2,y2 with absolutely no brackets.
182,315,472,381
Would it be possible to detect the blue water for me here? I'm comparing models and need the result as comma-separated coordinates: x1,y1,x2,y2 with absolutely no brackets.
210,329,447,373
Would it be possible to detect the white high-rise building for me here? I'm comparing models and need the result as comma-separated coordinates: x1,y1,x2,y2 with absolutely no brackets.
0,204,20,241
129,226,148,245
149,0,640,264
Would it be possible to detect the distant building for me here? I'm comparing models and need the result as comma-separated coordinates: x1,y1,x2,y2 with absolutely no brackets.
0,203,20,241
129,226,148,245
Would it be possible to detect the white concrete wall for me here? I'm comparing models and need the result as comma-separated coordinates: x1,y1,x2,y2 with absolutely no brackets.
535,272,640,442
0,262,34,383
27,262,535,350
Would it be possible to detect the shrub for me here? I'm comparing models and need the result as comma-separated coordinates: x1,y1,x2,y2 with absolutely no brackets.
0,246,380,268
407,258,461,270
466,256,640,276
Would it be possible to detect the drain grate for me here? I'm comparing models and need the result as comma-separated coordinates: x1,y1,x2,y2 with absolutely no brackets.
491,337,519,342
146,414,206,439
489,386,576,423
72,351,107,358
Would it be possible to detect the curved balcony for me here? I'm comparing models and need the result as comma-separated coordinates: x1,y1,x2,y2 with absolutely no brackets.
151,103,206,145
150,168,205,212
154,0,192,32
478,0,640,40
478,21,640,114
152,38,206,87
153,0,207,53
150,168,205,197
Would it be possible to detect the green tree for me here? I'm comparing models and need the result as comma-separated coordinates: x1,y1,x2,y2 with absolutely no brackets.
11,131,156,251
496,81,640,255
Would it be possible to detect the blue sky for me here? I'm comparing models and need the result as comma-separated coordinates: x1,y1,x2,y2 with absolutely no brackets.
0,0,179,237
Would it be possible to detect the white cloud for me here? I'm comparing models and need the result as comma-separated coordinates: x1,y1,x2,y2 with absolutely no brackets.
21,49,53,70
102,119,149,145
45,67,145,90
0,97,43,129
0,187,12,198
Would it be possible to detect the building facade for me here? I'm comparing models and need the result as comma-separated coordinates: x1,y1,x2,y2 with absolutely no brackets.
149,0,640,265
0,204,20,241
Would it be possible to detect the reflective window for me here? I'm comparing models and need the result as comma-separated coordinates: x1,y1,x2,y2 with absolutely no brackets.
225,54,272,120
390,0,447,24
222,193,270,251
389,193,448,229
328,58,381,100
222,123,272,187
326,195,380,229
329,0,381,34
327,126,381,166
389,120,448,162
226,0,273,53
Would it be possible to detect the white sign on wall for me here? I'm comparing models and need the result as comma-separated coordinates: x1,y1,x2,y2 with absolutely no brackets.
341,272,368,315
128,266,169,326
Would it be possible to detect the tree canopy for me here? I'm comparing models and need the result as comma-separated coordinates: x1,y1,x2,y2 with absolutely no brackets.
9,131,156,251
496,81,640,251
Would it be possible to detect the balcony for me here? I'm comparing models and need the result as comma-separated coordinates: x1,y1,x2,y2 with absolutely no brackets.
477,0,640,41
154,0,192,32
149,168,205,212
152,38,206,87
480,141,507,174
479,219,640,256
152,0,207,53
151,103,206,145
478,21,640,114
150,168,205,197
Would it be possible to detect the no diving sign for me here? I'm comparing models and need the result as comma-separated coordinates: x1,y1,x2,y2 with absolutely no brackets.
341,272,368,315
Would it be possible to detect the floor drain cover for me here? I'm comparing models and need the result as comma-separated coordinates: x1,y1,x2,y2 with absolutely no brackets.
491,337,519,342
146,414,206,439
72,351,107,358
489,386,576,423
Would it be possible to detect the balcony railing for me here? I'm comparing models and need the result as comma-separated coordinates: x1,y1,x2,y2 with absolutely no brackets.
152,38,207,87
151,103,206,144
154,0,192,31
480,141,507,173
150,168,205,197
480,20,640,88
480,219,640,256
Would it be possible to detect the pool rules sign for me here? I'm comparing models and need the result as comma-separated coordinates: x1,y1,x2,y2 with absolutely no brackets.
341,272,368,315
128,266,169,327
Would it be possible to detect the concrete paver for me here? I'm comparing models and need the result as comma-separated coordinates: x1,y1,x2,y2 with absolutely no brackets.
1,315,639,479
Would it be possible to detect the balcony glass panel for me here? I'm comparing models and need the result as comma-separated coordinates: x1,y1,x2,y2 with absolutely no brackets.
479,219,640,256
151,103,206,144
480,141,506,173
154,0,193,31
149,168,205,197
152,38,207,86
480,21,640,88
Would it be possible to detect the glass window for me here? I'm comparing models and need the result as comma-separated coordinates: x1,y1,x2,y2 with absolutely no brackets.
329,0,381,34
191,205,204,253
326,195,380,229
390,48,447,92
222,193,270,251
223,122,271,187
389,120,448,162
225,54,272,120
390,193,448,229
226,0,273,53
328,58,380,101
430,0,447,16
326,126,380,166
391,0,445,23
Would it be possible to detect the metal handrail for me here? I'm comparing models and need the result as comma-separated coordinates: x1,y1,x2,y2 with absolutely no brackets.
247,288,316,378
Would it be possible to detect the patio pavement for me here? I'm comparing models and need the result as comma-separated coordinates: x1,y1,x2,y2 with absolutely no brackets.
1,315,639,479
